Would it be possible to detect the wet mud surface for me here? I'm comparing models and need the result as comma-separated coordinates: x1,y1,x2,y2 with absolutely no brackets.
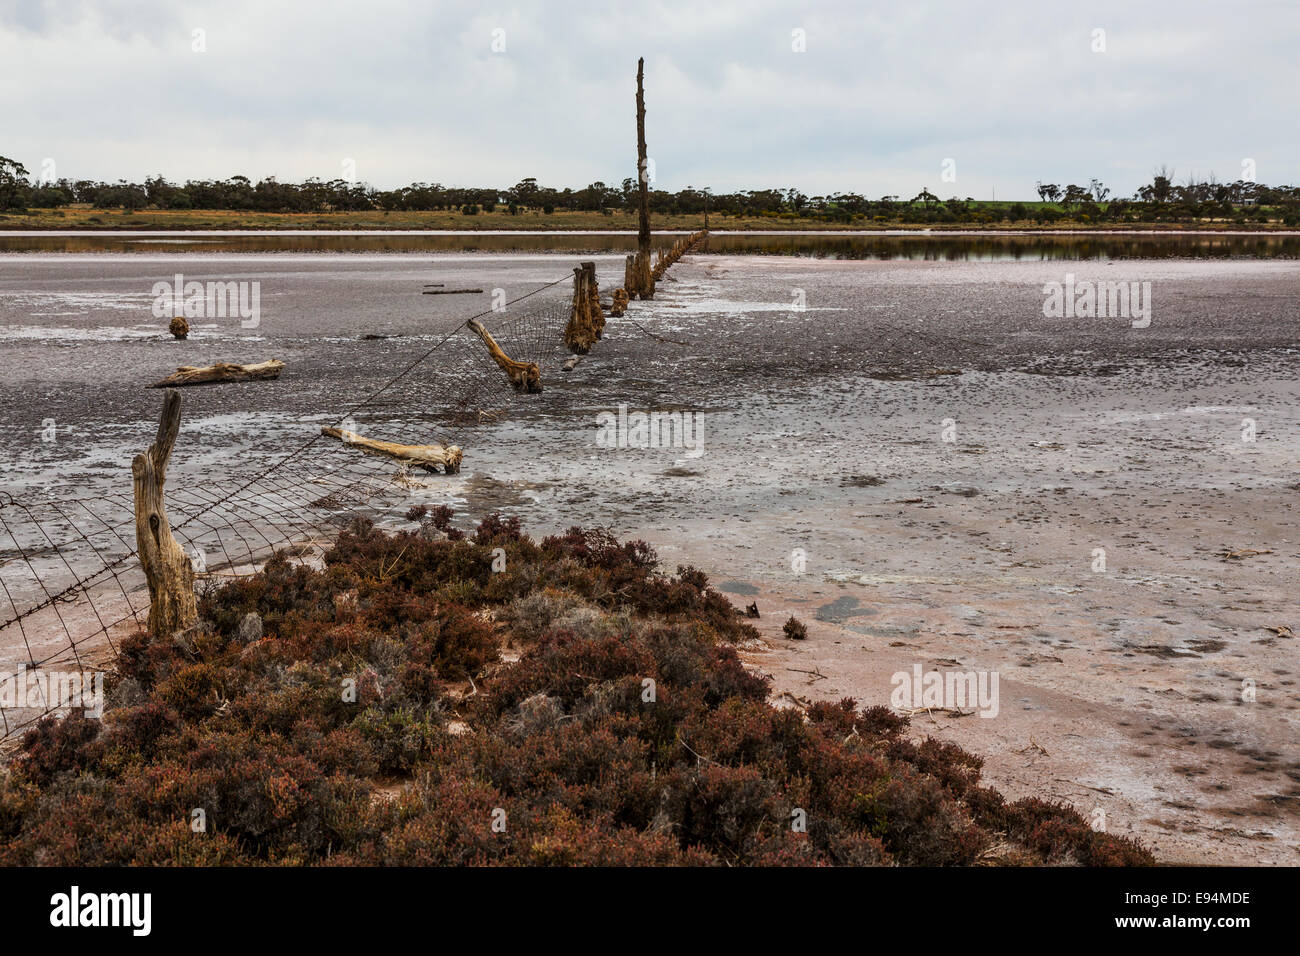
2,250,1298,861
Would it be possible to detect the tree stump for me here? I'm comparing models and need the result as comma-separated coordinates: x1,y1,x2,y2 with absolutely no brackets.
132,389,198,639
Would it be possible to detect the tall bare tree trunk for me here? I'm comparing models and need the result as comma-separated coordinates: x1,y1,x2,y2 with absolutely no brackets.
633,57,656,299
132,389,198,639
636,57,651,260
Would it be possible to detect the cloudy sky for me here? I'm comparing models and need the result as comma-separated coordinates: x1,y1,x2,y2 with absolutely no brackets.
2,0,1295,200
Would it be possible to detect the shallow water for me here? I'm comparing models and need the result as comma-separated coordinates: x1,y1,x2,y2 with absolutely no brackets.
2,229,1299,259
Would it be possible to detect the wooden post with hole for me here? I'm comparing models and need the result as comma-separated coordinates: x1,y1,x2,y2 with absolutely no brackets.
132,388,198,639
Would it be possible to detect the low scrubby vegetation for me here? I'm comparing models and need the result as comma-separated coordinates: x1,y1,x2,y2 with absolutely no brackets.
0,514,1152,866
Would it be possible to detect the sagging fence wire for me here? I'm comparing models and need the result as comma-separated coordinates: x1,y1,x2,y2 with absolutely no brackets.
0,270,590,743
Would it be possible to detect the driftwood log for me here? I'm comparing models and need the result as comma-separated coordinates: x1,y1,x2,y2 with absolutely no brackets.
321,427,462,474
465,318,542,393
150,358,285,388
132,389,198,639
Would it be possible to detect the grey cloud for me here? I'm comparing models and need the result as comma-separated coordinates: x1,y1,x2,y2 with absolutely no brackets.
1,0,1295,199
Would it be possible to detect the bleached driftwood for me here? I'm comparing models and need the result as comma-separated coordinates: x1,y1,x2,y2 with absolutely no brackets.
132,389,198,638
465,319,542,393
321,427,462,474
150,358,285,388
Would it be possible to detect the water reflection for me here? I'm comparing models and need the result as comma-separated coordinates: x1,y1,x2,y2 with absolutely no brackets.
1,231,1297,259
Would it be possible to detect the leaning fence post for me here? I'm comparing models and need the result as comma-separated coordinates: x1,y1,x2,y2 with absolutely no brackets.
466,318,542,393
132,388,198,639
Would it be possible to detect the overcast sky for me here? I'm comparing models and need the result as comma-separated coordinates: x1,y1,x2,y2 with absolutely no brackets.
2,0,1295,200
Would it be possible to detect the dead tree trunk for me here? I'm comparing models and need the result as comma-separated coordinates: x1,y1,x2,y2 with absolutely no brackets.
636,57,651,263
629,57,656,300
132,389,198,639
465,319,542,393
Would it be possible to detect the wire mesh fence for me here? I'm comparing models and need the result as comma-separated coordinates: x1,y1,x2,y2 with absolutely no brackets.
0,276,579,742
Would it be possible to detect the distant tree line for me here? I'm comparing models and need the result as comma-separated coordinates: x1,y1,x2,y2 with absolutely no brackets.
1,157,1297,225
1028,168,1300,225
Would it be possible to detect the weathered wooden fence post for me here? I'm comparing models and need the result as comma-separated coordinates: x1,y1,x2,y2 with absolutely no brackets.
583,262,606,340
630,57,656,300
565,265,590,354
565,263,605,355
609,287,629,317
132,388,198,639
